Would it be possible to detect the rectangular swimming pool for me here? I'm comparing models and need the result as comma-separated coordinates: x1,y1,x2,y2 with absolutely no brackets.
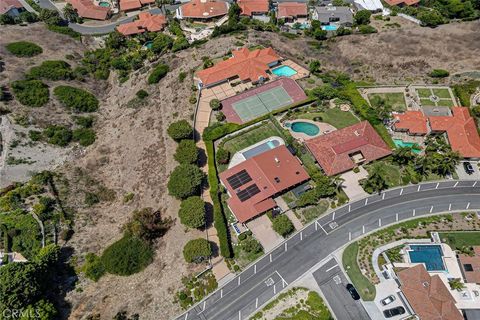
393,139,422,154
408,245,446,271
271,66,297,77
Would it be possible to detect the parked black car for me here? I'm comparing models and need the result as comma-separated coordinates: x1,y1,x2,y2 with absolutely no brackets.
383,306,406,318
464,162,475,174
346,283,360,300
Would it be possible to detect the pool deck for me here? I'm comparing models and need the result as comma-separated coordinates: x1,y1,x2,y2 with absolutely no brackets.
283,119,336,140
228,136,285,168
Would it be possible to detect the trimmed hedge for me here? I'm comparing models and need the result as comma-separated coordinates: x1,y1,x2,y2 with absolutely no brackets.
10,80,49,107
205,141,232,258
53,85,99,112
6,41,43,57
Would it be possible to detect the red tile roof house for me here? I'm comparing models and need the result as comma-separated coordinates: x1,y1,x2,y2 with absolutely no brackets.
305,121,392,176
176,0,229,20
238,0,270,19
0,0,24,17
196,47,282,88
384,0,420,6
119,0,155,12
219,145,310,223
429,107,480,159
116,12,167,35
67,0,110,20
393,110,429,136
397,264,463,320
277,2,308,23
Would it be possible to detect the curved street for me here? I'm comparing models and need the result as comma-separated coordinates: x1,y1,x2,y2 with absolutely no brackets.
174,180,480,320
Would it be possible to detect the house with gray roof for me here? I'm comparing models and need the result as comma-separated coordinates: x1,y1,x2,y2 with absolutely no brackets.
312,6,353,26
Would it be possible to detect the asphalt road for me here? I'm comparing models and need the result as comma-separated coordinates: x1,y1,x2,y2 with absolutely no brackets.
174,180,480,320
312,259,370,320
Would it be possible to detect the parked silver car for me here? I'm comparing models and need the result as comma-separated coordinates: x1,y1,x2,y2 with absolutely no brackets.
380,295,396,306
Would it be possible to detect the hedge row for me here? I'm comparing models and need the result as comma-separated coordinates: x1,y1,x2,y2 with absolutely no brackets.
205,141,232,258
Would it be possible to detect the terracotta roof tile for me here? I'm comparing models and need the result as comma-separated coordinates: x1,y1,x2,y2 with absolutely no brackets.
393,110,429,135
398,265,463,320
219,145,310,222
384,0,419,5
0,0,23,14
67,0,110,20
179,0,228,19
238,0,269,16
305,121,392,176
119,0,142,11
277,2,307,19
117,12,167,35
197,47,281,86
458,246,480,284
429,107,480,158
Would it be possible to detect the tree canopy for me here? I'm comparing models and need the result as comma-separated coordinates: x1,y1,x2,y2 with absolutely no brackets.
183,238,212,263
174,139,199,164
167,120,193,140
167,164,205,199
179,196,206,228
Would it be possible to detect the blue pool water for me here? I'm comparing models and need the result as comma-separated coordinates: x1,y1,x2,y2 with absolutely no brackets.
290,122,320,136
408,245,446,271
242,140,280,159
98,1,110,7
272,66,297,77
145,41,153,49
394,139,422,154
321,25,338,31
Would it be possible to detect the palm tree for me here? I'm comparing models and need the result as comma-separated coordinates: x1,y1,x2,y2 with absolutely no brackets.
363,170,388,194
449,278,465,291
63,3,79,22
392,147,415,166
414,156,431,178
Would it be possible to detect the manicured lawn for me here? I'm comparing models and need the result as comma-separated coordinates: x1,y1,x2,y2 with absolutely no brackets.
369,93,407,112
221,121,282,155
282,191,297,206
432,88,452,99
296,108,360,129
365,161,402,188
342,242,376,301
436,99,455,107
417,88,432,98
300,200,329,223
420,98,435,106
439,231,480,251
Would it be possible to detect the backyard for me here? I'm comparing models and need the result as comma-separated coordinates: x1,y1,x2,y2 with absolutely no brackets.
416,87,457,107
368,93,407,112
282,106,360,129
439,231,480,254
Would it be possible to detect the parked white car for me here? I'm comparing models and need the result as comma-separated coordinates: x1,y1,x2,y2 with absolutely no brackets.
380,295,396,306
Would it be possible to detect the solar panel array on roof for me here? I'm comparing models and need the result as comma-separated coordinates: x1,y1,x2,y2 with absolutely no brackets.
226,169,252,189
237,184,260,202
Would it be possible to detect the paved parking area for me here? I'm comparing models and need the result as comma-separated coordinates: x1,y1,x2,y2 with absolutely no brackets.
373,280,411,320
456,161,480,180
312,259,370,320
246,215,283,252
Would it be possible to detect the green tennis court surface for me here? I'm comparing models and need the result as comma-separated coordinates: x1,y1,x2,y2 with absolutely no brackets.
232,87,293,122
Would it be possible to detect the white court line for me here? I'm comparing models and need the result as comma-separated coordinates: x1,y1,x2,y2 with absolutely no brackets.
325,264,338,273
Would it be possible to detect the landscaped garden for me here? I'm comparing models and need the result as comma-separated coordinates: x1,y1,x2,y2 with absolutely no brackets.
281,104,360,129
439,230,480,255
368,92,407,112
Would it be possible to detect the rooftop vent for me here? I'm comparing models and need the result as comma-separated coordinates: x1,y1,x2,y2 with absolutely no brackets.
422,281,429,288
274,177,280,183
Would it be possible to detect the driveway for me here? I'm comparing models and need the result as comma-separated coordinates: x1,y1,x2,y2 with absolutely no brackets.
246,215,283,252
339,166,369,201
456,161,480,180
312,259,370,320
372,280,412,320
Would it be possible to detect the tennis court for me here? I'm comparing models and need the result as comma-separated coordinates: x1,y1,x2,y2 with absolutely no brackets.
221,78,307,124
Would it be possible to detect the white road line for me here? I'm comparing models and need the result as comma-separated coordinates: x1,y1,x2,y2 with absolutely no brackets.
349,232,352,241
220,289,223,298
318,222,328,235
325,264,338,272
276,270,289,287
467,202,471,209
430,206,434,213
254,265,257,274
365,198,368,205
332,211,336,220
378,218,381,227
362,225,365,234
474,181,477,187
255,298,258,308
184,312,188,320
315,220,318,231
348,205,351,212
436,182,439,189
417,185,421,192
396,213,399,222
238,310,241,320
238,277,241,286
300,232,303,241
400,188,404,195
273,284,276,295
269,254,272,263
413,209,416,216
382,193,385,200
449,203,452,211
202,301,206,312
285,243,288,252
454,181,459,187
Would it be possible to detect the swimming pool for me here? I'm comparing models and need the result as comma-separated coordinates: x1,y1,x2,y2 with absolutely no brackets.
98,1,110,7
144,41,153,49
272,66,297,77
408,245,446,271
321,25,338,31
394,139,422,154
287,121,320,136
242,140,280,159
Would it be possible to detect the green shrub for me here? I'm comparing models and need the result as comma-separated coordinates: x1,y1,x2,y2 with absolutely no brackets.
148,64,169,84
179,72,187,82
179,196,206,228
27,60,73,81
136,89,149,99
202,122,240,141
29,130,42,141
216,147,230,165
74,115,95,128
429,69,450,78
238,233,247,241
183,238,211,263
84,192,99,206
73,128,96,146
6,41,43,57
53,85,99,112
151,33,173,54
355,10,371,25
83,253,105,282
46,24,81,39
272,214,294,237
167,120,193,140
101,235,153,275
209,99,221,110
11,80,49,107
359,25,377,34
43,125,72,146
167,164,205,199
174,139,199,164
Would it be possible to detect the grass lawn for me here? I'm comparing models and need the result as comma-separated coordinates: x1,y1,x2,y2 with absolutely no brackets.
296,108,359,129
221,121,282,156
366,161,402,188
420,98,435,106
439,231,480,251
282,191,297,207
342,242,376,301
436,99,455,107
432,88,452,99
369,93,407,112
300,200,329,223
417,88,432,98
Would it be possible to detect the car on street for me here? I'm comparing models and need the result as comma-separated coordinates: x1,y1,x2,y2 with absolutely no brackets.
464,162,474,174
380,295,396,306
383,306,405,318
346,283,360,300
